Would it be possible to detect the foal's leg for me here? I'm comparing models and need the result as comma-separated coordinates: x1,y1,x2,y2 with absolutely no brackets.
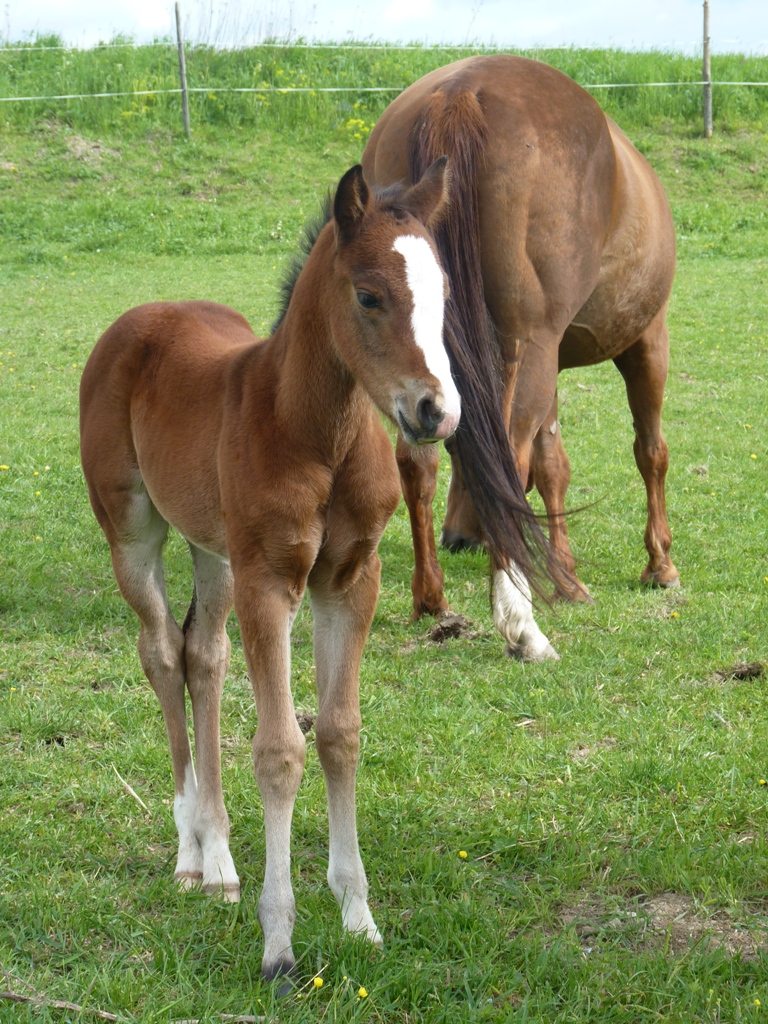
103,495,198,884
235,569,307,985
183,545,239,899
396,433,449,620
613,313,679,588
309,550,382,946
530,392,592,603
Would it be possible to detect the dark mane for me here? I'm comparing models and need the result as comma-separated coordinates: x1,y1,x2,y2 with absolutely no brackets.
272,197,333,333
272,180,419,334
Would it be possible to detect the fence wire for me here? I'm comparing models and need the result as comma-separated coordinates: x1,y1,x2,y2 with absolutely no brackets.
1,80,767,103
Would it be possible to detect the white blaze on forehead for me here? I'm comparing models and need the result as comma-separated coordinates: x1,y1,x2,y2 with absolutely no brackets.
392,234,461,419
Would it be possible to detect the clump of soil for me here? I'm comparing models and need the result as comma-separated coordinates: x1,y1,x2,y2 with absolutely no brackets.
711,661,764,683
427,613,477,643
295,710,315,735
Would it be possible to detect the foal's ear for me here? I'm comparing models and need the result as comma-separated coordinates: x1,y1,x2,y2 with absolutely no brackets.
404,156,451,228
333,164,371,242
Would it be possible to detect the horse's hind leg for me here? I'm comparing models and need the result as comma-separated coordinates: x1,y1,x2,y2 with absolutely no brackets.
183,545,239,900
613,313,679,588
440,445,484,553
530,392,592,603
99,490,201,886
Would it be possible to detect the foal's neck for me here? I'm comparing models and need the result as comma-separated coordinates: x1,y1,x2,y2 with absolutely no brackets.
265,225,373,464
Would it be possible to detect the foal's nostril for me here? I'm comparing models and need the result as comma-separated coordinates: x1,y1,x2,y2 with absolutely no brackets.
416,396,445,435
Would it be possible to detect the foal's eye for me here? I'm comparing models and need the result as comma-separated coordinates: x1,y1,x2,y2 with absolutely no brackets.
356,290,381,310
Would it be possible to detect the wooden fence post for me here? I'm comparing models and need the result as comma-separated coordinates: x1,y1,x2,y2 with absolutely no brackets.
703,0,713,138
175,1,191,140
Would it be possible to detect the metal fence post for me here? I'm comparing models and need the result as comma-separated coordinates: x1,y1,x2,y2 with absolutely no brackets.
175,1,191,139
703,0,713,137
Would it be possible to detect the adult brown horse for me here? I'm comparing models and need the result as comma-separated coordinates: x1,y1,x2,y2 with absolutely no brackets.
80,160,548,988
363,54,679,658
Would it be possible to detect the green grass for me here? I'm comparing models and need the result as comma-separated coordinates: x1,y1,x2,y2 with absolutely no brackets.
1,45,768,1024
1,38,767,136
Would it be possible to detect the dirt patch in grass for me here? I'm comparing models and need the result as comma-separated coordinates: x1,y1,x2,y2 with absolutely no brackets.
427,613,478,644
647,590,689,620
710,661,765,684
569,737,617,762
66,136,120,164
561,891,768,957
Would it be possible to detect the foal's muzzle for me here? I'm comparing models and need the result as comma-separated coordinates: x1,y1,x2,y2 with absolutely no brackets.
396,392,460,446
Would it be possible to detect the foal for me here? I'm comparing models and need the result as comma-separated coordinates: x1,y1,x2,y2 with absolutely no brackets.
80,160,459,984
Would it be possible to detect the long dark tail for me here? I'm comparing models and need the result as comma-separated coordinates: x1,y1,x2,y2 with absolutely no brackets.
407,87,552,597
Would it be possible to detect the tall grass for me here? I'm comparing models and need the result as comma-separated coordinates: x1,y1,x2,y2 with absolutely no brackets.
1,38,767,136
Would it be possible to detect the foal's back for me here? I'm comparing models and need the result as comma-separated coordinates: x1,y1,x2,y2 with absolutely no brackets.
80,301,260,556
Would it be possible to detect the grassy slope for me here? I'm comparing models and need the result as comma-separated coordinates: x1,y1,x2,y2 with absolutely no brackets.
1,63,768,1023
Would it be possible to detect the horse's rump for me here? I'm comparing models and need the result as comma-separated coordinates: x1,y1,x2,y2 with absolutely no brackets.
80,301,260,554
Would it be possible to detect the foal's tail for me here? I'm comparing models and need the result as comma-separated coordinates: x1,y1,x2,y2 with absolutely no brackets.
407,87,551,596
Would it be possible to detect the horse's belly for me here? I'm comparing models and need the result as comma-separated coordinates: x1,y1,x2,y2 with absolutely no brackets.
559,323,613,369
134,436,229,558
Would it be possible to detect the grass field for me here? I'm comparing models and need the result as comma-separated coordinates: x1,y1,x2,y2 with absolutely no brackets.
1,43,768,1024
2,39,768,136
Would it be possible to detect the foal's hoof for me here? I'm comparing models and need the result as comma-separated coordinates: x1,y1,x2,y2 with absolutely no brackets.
440,528,483,553
175,871,203,891
201,880,241,902
262,956,296,998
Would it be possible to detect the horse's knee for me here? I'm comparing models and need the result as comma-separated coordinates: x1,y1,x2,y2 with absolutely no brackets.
252,724,306,798
138,620,185,686
315,710,361,778
184,630,230,692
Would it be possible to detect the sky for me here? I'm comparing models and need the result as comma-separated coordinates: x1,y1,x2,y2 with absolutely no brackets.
3,0,767,54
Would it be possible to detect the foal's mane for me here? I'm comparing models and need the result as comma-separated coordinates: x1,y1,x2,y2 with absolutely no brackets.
271,180,419,334
272,198,332,333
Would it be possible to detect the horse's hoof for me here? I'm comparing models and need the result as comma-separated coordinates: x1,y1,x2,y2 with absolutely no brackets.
175,871,203,890
201,880,241,902
440,528,483,553
505,641,560,663
554,582,594,605
261,956,296,998
658,574,681,589
642,566,680,589
410,597,450,622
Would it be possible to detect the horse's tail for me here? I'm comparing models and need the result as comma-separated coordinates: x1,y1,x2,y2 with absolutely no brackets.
407,87,552,596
